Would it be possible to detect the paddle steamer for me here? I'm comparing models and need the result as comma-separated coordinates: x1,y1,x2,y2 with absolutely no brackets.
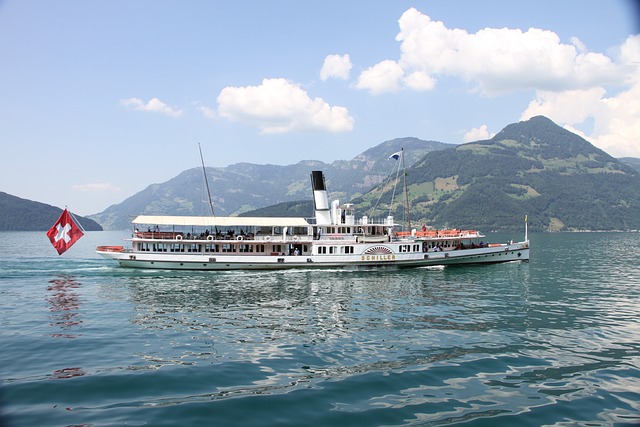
97,170,529,270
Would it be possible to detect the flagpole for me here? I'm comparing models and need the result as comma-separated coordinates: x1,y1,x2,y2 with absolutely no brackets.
401,148,411,230
67,207,86,233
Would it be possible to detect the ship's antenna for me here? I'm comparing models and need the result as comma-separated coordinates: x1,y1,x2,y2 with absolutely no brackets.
199,143,215,216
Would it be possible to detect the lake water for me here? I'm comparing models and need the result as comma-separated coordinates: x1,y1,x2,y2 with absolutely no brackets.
1,231,639,426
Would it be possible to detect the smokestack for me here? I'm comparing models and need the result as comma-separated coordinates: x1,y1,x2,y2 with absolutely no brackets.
310,171,332,225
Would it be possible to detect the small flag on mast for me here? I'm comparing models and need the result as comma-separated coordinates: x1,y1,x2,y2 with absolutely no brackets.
388,151,402,160
46,209,84,255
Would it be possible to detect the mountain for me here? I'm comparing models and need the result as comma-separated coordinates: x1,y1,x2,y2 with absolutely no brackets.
90,138,453,229
0,192,103,231
619,157,640,173
353,116,640,232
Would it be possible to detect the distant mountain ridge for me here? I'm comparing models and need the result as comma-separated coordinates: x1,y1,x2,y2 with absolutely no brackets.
90,138,452,230
0,192,102,231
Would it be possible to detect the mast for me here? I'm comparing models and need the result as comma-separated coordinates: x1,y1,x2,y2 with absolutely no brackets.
199,143,215,217
401,148,411,229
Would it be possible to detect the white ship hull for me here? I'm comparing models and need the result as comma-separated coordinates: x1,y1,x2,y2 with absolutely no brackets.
98,239,529,271
97,169,530,271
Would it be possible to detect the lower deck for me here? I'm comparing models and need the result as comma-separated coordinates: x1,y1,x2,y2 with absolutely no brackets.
97,239,530,271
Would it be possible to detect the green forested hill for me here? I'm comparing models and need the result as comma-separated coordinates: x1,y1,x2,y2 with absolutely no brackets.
355,116,640,232
0,192,103,231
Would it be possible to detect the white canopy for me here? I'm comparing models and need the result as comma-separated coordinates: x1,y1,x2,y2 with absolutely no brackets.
132,215,310,227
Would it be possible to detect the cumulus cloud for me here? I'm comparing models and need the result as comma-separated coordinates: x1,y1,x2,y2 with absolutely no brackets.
522,79,640,157
520,35,640,157
463,125,495,142
521,87,607,125
403,71,436,91
356,7,622,95
320,54,352,81
72,183,121,192
355,60,404,94
216,78,354,134
353,8,639,156
121,97,183,117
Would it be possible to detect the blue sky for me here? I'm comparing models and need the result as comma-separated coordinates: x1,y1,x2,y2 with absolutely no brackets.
1,1,639,215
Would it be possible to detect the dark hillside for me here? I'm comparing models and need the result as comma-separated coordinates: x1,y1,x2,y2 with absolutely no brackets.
0,192,102,231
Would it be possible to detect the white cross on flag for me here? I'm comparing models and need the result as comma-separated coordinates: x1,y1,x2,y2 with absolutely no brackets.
46,209,84,255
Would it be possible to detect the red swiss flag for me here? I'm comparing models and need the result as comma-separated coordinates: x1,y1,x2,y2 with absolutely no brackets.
47,209,84,255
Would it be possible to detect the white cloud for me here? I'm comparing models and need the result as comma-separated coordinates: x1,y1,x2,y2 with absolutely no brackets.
463,125,495,142
521,87,607,125
72,182,121,192
355,60,404,94
520,48,640,158
403,71,436,91
353,8,639,157
504,82,640,157
216,78,354,134
623,34,640,58
356,7,622,95
320,54,352,81
121,97,183,117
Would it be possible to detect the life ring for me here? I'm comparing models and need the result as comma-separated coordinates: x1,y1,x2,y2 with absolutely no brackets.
237,235,244,241
176,235,182,241
207,235,214,241
265,236,271,242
